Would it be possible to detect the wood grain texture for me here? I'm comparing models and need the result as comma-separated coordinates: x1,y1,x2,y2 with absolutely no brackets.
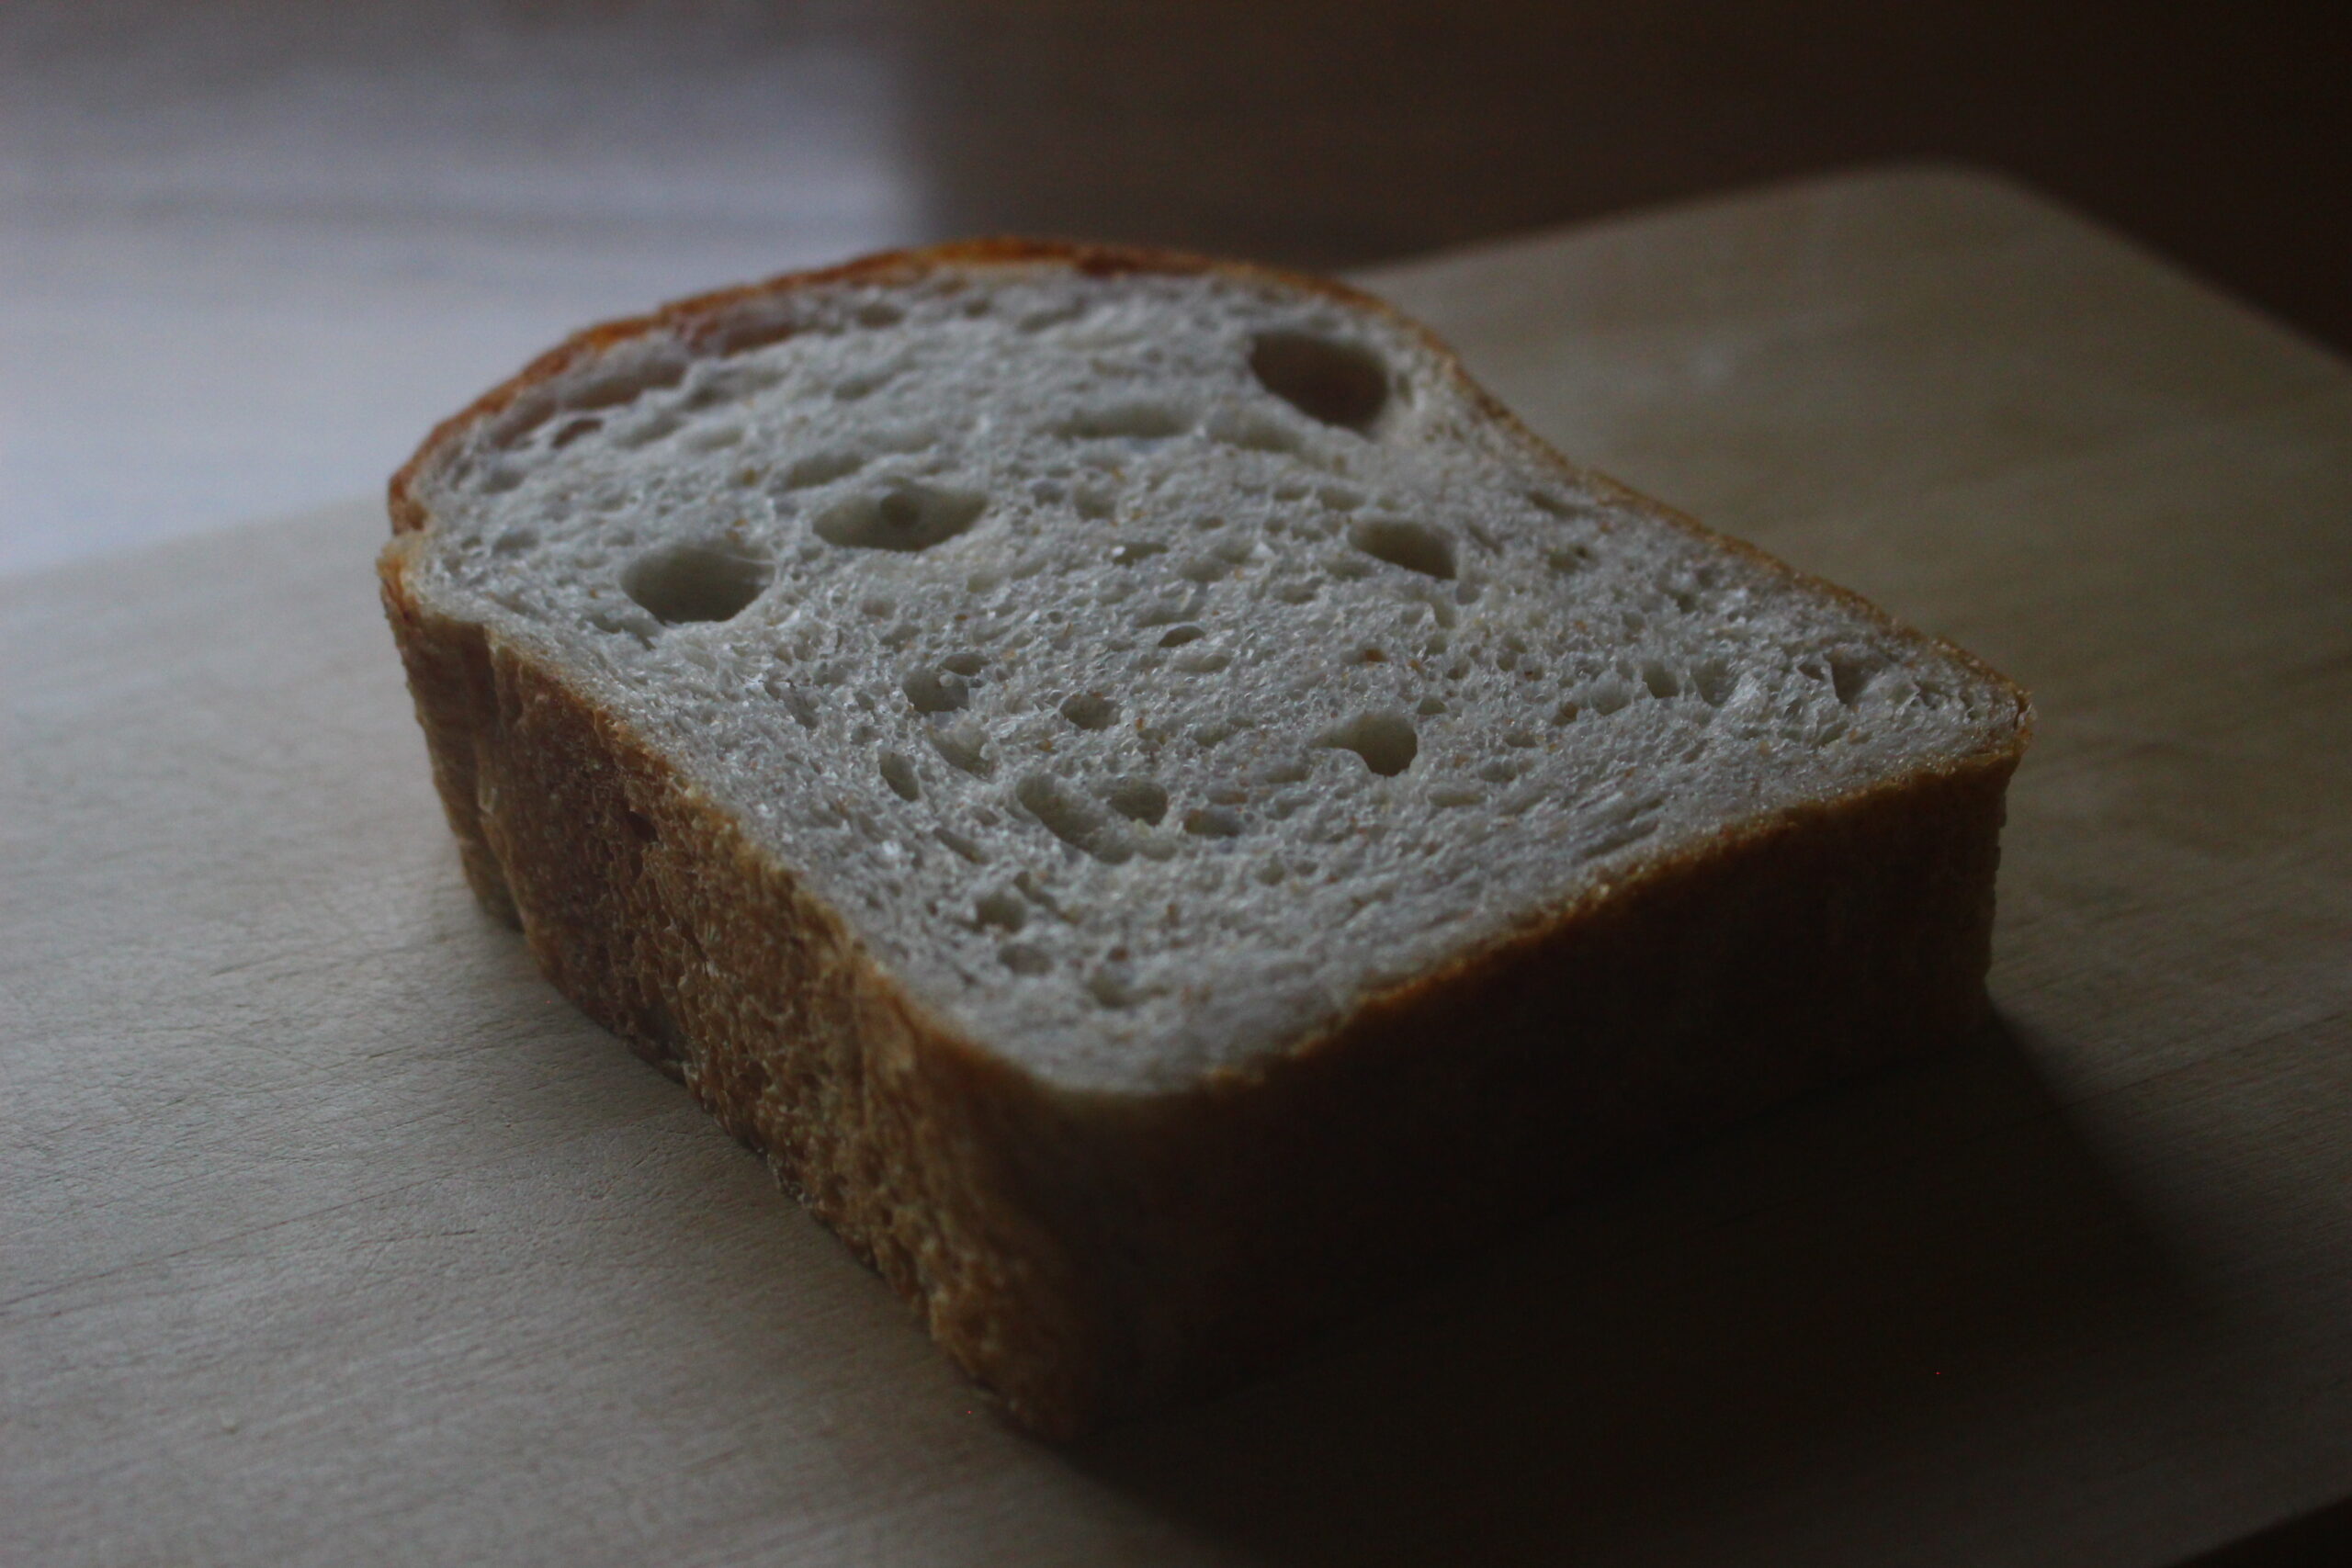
5,168,2347,1565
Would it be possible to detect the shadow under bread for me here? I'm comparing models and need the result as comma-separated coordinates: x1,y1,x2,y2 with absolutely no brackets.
1071,1008,2199,1566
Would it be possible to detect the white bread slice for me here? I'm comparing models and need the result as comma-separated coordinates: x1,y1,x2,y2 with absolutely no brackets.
380,242,2030,1437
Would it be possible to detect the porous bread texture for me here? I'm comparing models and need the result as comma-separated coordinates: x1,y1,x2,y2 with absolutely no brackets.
383,242,2030,1435
391,249,2023,1095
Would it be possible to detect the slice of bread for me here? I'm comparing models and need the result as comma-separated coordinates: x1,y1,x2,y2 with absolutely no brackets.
380,241,2030,1437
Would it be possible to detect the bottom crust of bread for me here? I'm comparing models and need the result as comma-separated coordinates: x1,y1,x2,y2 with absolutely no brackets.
383,541,2018,1439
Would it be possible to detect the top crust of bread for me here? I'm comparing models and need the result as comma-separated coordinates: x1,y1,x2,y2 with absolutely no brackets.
379,241,2029,1433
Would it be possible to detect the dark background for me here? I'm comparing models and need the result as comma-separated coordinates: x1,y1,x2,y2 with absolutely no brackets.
8,0,2349,570
899,0,2352,353
14,0,2352,344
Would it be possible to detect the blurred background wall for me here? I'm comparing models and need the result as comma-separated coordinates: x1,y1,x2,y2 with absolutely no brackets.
6,0,2345,570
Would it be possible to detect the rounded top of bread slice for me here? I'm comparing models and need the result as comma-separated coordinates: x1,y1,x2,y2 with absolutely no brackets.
388,242,2028,1095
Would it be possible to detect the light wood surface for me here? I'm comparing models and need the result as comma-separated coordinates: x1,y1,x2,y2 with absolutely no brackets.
5,168,2347,1566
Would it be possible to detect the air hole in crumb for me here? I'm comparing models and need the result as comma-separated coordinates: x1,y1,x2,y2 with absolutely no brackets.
1192,719,1241,748
561,361,686,415
1057,401,1189,440
1644,661,1680,700
1089,966,1146,1008
1548,544,1597,575
878,753,921,801
1317,711,1418,775
1417,695,1447,715
1159,624,1207,648
928,722,993,777
942,651,987,676
1249,331,1390,432
1205,407,1303,454
549,416,603,449
999,943,1050,975
856,301,904,328
779,450,867,490
1184,806,1245,838
1348,519,1454,579
1831,656,1878,706
1086,964,1152,1010
1111,540,1168,567
620,540,773,626
903,668,969,715
833,367,899,401
975,888,1026,931
616,412,681,448
1060,692,1117,730
1106,778,1169,823
815,482,985,551
1016,774,1131,863
1019,301,1085,333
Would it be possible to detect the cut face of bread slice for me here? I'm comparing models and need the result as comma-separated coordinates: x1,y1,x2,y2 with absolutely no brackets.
381,242,2030,1437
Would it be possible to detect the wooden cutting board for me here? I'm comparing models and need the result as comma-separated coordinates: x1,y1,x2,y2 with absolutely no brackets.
6,167,2346,1567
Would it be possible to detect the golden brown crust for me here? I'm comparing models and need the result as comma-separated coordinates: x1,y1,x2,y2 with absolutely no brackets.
380,241,2031,1437
381,547,1112,1430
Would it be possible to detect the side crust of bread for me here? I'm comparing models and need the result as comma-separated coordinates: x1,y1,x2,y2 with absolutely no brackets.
381,242,2029,1438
